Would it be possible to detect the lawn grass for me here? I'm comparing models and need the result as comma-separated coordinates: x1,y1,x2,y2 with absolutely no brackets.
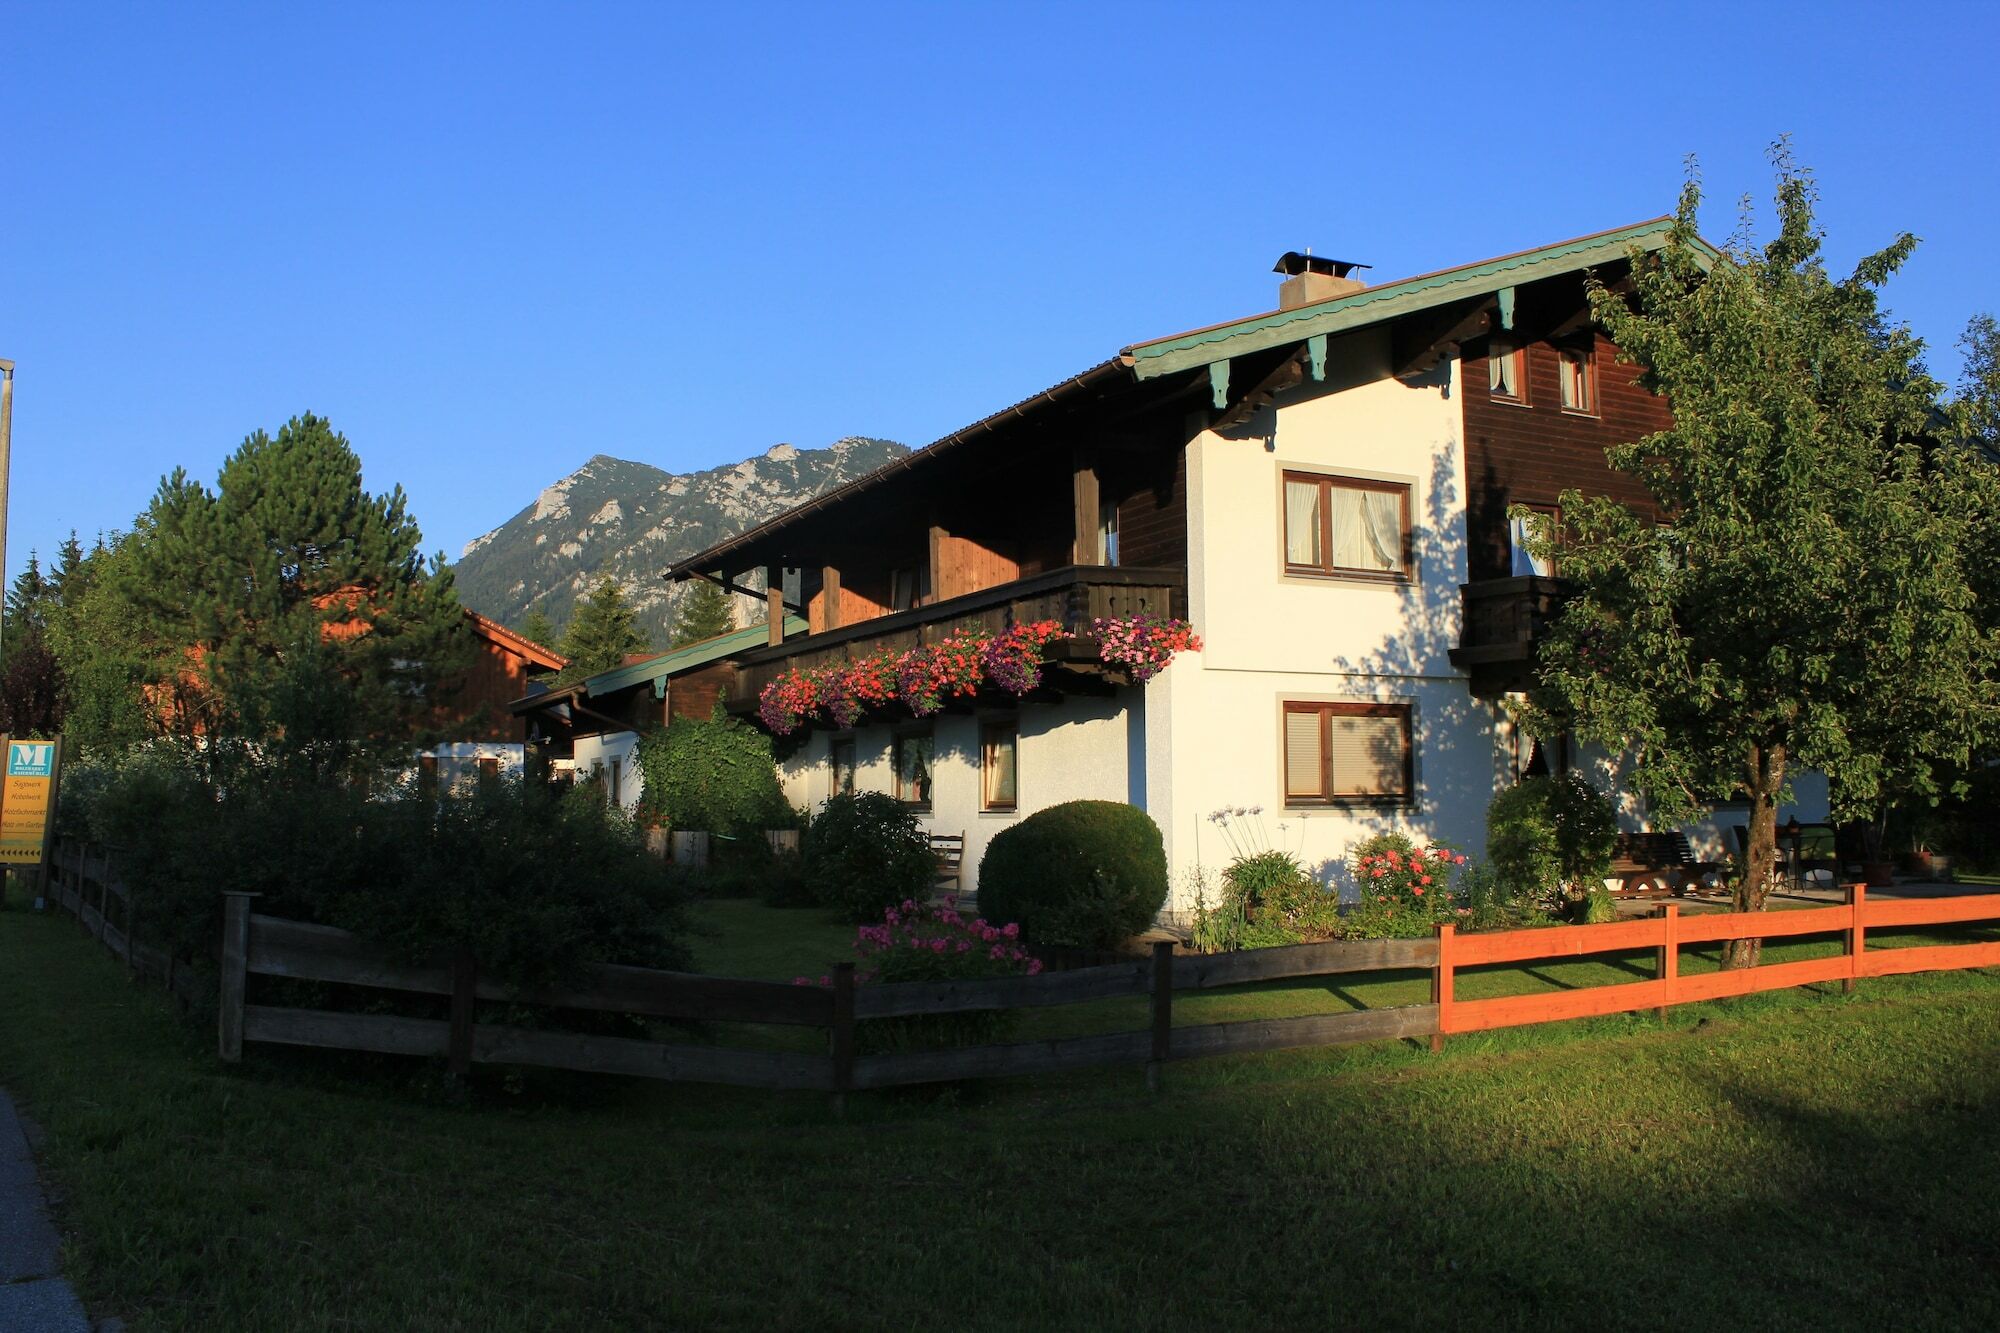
4,888,2000,1329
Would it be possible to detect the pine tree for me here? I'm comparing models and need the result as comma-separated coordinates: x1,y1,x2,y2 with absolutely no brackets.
115,413,472,759
4,552,51,644
669,579,736,647
557,577,651,681
519,603,558,652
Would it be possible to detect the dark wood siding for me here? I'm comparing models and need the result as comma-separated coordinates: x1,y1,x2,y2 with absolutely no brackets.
433,627,560,743
1462,328,1670,581
1111,446,1187,570
669,663,735,722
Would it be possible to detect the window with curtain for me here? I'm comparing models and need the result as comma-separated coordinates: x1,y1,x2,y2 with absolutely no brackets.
829,738,857,798
1283,701,1412,805
894,730,934,807
1282,472,1410,580
1488,337,1525,401
981,721,1018,811
1508,507,1557,577
1098,499,1121,567
1558,344,1595,413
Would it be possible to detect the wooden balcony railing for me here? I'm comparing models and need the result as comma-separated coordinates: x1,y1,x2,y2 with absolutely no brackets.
1448,575,1570,695
734,565,1185,698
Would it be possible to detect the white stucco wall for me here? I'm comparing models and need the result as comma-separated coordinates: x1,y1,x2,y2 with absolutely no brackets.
1136,329,1494,909
574,730,643,813
412,741,527,791
777,693,1134,900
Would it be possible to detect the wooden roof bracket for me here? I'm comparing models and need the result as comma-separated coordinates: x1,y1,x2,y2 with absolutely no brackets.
1211,344,1312,432
1392,296,1499,381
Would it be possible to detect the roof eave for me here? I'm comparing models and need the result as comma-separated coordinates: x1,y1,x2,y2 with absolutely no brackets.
1123,217,1714,381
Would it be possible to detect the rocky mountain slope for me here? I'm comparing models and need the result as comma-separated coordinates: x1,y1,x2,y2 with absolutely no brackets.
454,436,908,645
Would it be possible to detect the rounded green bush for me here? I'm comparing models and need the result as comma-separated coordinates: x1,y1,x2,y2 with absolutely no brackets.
1486,773,1618,911
803,792,937,922
977,800,1167,949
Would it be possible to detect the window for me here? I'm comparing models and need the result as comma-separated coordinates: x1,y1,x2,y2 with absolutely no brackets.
1488,337,1525,401
609,757,623,807
1508,505,1557,577
890,566,930,612
894,730,934,807
1558,343,1595,413
981,721,1018,811
829,738,857,798
1282,472,1411,580
1283,701,1412,806
417,754,439,799
1099,499,1121,567
477,757,500,790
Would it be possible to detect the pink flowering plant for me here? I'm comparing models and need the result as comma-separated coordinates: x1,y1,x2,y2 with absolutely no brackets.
894,629,991,717
980,619,1065,696
754,611,1190,735
1341,832,1470,938
1091,614,1202,683
757,667,821,734
796,897,1042,1051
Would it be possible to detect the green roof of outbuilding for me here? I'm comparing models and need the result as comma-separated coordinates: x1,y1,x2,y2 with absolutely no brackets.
1122,217,1718,380
582,617,808,699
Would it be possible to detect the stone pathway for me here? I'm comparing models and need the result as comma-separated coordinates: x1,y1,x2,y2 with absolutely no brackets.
0,1089,90,1332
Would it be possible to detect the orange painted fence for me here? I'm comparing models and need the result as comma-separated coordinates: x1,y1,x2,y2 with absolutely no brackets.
1436,886,2000,1039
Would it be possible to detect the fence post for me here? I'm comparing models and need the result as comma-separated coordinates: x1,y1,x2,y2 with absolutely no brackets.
1430,923,1455,1054
1845,883,1866,994
93,850,110,941
1147,940,1175,1093
448,949,477,1077
1655,904,1679,1023
829,962,856,1117
217,891,260,1062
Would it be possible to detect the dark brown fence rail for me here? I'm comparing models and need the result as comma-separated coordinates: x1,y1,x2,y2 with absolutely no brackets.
43,840,205,1009
44,849,2000,1105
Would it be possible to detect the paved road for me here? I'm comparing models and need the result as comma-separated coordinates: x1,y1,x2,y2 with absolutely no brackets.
0,1089,90,1332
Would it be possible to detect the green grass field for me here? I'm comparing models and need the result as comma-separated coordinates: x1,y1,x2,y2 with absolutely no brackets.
4,889,1999,1329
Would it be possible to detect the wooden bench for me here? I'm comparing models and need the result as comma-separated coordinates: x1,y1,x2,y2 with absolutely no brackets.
1609,832,1720,898
930,832,965,899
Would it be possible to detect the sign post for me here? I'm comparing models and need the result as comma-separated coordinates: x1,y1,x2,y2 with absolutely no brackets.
0,736,63,909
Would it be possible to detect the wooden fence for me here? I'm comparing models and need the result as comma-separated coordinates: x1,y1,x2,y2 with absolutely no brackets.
215,884,2000,1101
43,840,207,1010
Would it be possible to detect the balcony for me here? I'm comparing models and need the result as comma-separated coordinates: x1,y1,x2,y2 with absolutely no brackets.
732,565,1186,702
1448,575,1570,696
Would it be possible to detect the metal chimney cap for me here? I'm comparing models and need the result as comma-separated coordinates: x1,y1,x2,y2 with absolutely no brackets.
1272,252,1371,280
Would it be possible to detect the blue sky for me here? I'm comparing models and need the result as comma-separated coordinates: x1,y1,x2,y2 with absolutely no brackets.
2,2,1994,593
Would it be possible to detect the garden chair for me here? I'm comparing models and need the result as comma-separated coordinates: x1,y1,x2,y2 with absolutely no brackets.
930,831,965,901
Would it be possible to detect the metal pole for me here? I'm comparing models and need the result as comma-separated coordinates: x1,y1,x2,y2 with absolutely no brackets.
0,358,13,667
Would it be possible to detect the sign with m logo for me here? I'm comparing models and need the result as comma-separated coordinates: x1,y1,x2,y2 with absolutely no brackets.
0,736,62,864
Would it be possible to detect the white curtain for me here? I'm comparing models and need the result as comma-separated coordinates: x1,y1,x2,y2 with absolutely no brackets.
1284,480,1321,565
1361,490,1402,572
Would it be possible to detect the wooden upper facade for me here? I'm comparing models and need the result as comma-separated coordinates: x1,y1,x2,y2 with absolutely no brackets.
434,612,567,743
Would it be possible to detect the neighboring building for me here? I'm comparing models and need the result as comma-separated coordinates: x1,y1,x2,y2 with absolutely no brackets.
509,619,804,814
662,219,1828,909
414,611,567,790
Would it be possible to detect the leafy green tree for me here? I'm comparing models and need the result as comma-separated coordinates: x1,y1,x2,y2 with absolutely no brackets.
113,414,471,768
557,577,651,681
669,579,735,647
1522,150,2000,966
1956,315,1999,461
42,535,153,754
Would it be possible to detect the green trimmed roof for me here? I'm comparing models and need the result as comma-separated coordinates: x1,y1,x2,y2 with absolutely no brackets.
1123,217,1717,380
582,617,807,699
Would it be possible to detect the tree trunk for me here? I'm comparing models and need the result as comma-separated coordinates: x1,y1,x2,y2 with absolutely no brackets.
1724,742,1787,969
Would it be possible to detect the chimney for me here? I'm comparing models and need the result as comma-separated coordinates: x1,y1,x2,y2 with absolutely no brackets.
1273,251,1370,311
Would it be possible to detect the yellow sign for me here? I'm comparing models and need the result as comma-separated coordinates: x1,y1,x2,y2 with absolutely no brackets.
0,736,62,864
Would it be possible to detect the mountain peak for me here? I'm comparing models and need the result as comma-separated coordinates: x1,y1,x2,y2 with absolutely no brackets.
455,436,909,642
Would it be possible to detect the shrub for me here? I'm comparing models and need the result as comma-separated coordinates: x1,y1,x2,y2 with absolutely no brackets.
1336,833,1469,939
803,792,936,922
803,899,1041,1051
85,750,690,997
1223,850,1342,942
977,800,1167,950
632,712,791,837
1486,774,1619,912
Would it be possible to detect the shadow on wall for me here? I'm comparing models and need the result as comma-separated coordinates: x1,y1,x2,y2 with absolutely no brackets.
1314,435,1494,901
